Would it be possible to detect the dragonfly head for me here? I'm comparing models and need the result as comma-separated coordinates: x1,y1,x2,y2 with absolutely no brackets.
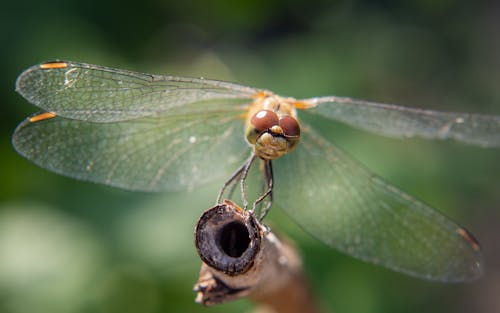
245,110,300,160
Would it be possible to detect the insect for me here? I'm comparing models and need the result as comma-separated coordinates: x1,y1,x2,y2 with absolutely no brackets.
13,61,500,282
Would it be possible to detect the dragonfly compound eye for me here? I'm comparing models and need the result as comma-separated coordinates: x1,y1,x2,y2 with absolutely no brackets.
279,116,300,138
250,110,279,132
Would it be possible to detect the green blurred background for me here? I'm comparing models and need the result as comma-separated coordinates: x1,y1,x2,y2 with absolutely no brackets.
1,1,499,312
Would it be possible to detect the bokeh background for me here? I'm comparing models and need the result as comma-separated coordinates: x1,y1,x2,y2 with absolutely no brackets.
1,1,500,313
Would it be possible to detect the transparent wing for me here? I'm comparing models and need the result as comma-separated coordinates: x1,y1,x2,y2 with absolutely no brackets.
301,96,500,147
12,111,249,191
16,61,259,122
273,124,482,282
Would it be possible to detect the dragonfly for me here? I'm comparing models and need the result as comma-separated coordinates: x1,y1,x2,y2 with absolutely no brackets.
13,61,500,283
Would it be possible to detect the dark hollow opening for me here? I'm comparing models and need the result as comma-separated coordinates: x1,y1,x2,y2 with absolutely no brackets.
218,222,250,258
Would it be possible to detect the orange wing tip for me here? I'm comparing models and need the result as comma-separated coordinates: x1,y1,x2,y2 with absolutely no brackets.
456,227,481,251
29,112,57,123
40,62,69,69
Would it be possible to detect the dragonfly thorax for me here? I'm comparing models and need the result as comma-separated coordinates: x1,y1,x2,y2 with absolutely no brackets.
245,95,300,160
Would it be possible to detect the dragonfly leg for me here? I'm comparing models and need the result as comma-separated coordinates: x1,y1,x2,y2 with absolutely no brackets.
216,152,255,205
225,175,240,201
252,160,273,221
239,152,257,210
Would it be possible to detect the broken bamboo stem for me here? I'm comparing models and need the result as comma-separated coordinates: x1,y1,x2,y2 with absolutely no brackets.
193,200,323,313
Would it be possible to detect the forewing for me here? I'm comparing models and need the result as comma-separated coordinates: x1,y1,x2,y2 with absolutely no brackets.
12,111,249,191
301,96,500,147
16,61,258,122
273,124,482,282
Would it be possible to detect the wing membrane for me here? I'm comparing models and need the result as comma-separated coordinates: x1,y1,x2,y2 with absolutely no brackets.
273,124,482,281
16,61,258,122
302,96,500,147
12,111,249,191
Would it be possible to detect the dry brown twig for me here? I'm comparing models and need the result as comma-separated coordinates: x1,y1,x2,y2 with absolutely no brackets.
193,200,324,313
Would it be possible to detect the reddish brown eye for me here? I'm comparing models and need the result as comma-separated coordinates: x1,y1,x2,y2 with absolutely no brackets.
250,110,279,132
279,116,300,137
